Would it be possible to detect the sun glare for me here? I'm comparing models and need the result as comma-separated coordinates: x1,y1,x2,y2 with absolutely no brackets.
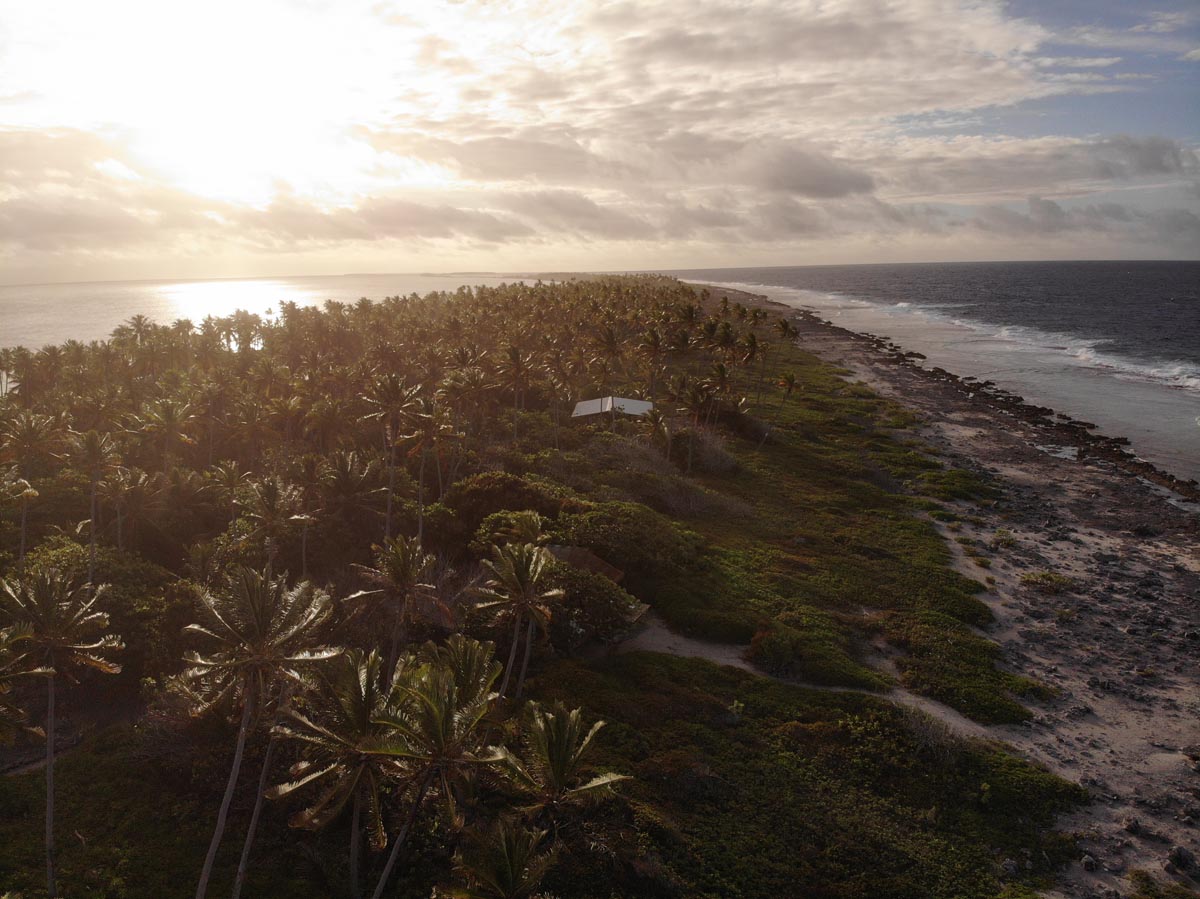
159,278,296,322
0,0,486,205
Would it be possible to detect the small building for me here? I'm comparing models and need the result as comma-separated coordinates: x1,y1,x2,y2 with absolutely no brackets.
571,396,654,418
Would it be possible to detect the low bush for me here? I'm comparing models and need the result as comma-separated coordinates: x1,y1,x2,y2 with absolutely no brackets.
548,563,643,652
550,500,702,595
442,470,579,536
748,606,890,690
1020,571,1075,595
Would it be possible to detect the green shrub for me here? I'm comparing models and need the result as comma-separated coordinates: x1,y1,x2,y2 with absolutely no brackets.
548,563,643,652
1020,571,1075,595
915,468,1001,502
551,501,702,595
23,536,188,689
748,607,890,690
442,471,579,536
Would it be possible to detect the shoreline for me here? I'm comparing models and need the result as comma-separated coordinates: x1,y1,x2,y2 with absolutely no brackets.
687,283,1200,504
694,282,1200,896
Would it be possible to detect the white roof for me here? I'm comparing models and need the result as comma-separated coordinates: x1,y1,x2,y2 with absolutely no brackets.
571,396,654,418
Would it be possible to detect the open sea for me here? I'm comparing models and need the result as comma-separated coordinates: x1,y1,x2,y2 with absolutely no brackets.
1,261,1197,482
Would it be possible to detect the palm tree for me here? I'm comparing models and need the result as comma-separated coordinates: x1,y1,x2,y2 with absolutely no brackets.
777,371,799,410
182,568,337,899
361,373,419,541
2,471,38,573
0,570,123,899
131,397,196,471
449,819,555,899
99,466,162,552
207,460,252,526
0,624,47,744
318,452,384,534
1,411,58,568
642,409,672,461
348,536,436,678
369,653,503,899
64,430,120,582
474,544,564,699
495,346,534,441
268,649,403,899
500,702,627,834
237,476,303,565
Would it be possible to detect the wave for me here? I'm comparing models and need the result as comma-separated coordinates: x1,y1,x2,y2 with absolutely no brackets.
699,279,1200,394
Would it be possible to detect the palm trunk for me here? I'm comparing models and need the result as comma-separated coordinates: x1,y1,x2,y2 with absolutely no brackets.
385,438,396,541
385,603,405,682
196,689,256,899
301,519,309,579
45,674,57,899
88,478,98,583
515,616,536,699
498,612,522,697
417,448,427,543
19,493,28,573
116,506,124,551
349,789,362,899
230,733,277,899
369,770,433,899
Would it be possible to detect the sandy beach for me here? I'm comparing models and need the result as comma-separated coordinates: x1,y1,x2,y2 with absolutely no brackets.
643,284,1200,896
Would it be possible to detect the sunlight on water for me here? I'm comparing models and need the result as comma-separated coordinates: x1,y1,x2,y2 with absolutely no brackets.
159,279,301,322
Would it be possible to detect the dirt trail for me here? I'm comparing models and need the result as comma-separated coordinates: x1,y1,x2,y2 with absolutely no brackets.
619,613,994,740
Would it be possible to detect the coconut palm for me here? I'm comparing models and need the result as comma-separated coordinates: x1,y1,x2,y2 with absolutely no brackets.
1,411,58,568
318,451,385,534
474,544,564,699
182,568,337,899
0,570,123,899
500,702,627,833
402,397,459,541
131,397,196,471
99,466,163,552
237,475,304,565
2,471,38,573
777,371,799,409
361,373,419,541
348,536,437,678
369,652,503,899
495,346,534,441
268,649,401,899
449,819,555,899
63,430,120,582
0,624,47,744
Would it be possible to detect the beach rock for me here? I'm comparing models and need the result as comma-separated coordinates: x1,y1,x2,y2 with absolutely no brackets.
1081,853,1099,871
1168,845,1196,870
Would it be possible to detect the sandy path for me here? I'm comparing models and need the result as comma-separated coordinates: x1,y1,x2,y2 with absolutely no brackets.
634,285,1200,897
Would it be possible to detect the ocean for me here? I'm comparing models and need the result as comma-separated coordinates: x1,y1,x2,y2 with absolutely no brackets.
1,262,1197,482
662,261,1200,483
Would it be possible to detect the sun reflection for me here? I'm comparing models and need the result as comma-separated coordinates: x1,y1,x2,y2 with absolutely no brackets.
159,279,304,324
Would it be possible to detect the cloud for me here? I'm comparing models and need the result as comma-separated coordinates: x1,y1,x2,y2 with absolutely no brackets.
730,143,875,198
2,0,1198,276
970,196,1200,246
871,134,1199,203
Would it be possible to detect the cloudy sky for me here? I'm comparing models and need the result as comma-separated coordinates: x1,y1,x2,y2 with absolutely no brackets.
1,0,1198,284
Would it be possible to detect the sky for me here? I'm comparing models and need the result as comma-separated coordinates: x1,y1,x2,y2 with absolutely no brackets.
0,0,1198,284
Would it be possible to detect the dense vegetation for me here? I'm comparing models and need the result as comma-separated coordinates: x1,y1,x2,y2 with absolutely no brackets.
0,276,1083,897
